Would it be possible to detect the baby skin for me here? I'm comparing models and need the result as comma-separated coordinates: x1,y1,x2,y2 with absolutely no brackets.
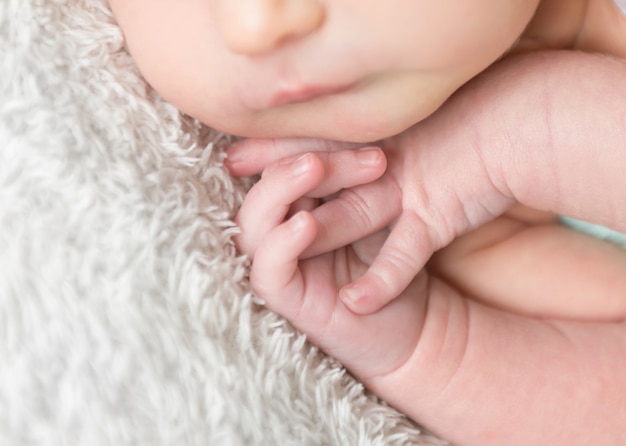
227,8,626,446
230,51,626,445
108,0,626,444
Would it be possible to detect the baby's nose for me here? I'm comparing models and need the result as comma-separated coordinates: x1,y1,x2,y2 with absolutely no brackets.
215,0,325,55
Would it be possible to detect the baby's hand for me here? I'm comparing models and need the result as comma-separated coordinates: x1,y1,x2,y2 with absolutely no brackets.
228,133,513,315
235,149,427,379
228,138,419,315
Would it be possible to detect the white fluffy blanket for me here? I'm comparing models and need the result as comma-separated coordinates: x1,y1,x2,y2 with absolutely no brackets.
0,2,447,445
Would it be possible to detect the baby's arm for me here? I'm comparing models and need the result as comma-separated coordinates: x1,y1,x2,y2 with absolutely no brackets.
429,211,626,321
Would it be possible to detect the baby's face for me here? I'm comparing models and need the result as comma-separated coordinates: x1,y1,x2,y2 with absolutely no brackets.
109,0,538,142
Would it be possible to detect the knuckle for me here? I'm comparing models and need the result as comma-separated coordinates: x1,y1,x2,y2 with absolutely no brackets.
379,247,417,284
320,138,341,153
337,188,375,228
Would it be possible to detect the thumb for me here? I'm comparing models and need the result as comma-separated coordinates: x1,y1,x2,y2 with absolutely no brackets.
340,211,435,315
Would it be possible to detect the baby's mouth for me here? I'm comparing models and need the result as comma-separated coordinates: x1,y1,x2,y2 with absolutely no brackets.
269,82,355,107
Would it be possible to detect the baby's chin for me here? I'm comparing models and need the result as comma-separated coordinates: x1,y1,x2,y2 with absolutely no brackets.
186,86,441,143
242,107,428,143
297,107,437,143
178,71,460,143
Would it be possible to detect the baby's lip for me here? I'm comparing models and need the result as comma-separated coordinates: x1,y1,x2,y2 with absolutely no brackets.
269,82,354,107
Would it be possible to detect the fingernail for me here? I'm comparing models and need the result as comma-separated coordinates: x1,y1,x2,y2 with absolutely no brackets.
225,146,244,168
289,211,308,232
290,153,313,176
357,148,382,167
340,285,362,305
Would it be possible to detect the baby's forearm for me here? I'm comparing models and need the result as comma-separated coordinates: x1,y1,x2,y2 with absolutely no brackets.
423,50,626,232
365,279,626,446
429,215,626,320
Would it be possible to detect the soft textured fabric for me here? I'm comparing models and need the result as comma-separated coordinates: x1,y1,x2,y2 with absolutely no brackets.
0,1,447,445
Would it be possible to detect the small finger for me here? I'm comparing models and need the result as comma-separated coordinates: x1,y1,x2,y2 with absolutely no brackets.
250,211,318,317
226,137,365,177
302,178,402,258
235,153,323,256
263,147,386,198
305,147,387,198
339,212,434,315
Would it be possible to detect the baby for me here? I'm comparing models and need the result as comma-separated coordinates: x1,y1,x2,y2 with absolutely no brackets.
108,1,626,444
